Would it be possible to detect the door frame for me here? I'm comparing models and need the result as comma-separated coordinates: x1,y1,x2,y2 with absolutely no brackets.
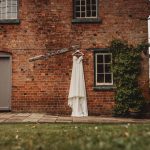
0,52,12,111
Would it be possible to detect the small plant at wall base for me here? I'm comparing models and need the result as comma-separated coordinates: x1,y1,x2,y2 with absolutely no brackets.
110,39,149,116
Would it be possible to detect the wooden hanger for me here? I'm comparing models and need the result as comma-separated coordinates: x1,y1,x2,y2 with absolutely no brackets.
72,50,84,56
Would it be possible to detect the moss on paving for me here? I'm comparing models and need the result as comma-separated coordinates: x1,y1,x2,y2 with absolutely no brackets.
0,123,150,150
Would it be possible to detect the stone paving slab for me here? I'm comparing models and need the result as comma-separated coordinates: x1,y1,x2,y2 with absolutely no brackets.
15,113,31,117
38,118,57,123
28,113,45,118
0,118,6,122
38,115,58,123
0,113,15,118
22,118,40,123
73,117,89,123
56,117,73,123
5,119,25,123
22,113,45,122
0,113,149,123
44,114,58,118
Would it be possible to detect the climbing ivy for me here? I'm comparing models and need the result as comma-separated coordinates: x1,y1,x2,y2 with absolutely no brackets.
110,39,149,116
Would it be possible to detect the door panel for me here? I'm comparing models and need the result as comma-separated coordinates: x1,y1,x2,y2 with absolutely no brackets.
0,56,11,110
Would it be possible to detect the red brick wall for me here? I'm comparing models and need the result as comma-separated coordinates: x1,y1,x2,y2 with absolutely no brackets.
0,0,150,115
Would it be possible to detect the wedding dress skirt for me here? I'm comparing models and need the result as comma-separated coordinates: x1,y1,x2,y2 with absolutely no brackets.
68,56,88,117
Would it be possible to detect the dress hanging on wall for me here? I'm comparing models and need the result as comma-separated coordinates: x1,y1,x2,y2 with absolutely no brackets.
68,51,88,117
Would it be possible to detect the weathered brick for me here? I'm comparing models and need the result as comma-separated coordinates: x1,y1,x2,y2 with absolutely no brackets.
0,0,150,115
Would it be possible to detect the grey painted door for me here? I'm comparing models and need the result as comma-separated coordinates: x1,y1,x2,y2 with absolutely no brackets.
0,54,11,111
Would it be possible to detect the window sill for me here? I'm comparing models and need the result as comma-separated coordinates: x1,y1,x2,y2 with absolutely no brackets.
72,18,102,24
0,19,20,24
93,86,116,91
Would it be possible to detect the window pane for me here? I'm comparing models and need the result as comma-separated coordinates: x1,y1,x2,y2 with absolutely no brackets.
86,5,91,11
7,12,12,19
81,6,85,11
87,11,91,17
105,64,111,73
81,0,85,5
1,6,6,9
12,0,17,5
92,11,96,17
97,64,104,73
97,74,104,83
86,0,91,5
7,6,11,13
76,6,80,11
1,13,6,19
75,0,80,5
11,6,17,13
11,12,17,19
97,55,103,63
105,74,112,83
92,5,96,10
76,12,80,17
1,1,6,7
105,55,111,63
7,1,12,6
92,0,96,4
1,7,6,13
81,12,85,17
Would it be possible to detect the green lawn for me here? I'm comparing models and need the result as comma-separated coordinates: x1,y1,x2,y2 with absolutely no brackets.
0,123,150,150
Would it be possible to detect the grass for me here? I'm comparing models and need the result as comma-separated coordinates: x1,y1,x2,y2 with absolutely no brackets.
0,123,150,150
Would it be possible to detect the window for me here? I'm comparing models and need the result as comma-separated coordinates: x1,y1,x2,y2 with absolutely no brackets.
73,0,100,23
75,0,97,18
95,53,113,86
0,0,19,23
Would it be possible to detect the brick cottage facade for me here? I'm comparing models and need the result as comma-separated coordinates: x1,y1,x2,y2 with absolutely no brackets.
0,0,150,115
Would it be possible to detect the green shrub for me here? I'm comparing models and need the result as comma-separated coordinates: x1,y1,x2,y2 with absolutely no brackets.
110,40,148,116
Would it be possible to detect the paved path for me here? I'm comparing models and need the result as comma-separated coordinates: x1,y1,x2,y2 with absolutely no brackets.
0,113,150,123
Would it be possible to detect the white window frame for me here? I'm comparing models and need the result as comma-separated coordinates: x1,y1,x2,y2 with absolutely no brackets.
95,53,113,86
0,0,18,20
75,0,98,19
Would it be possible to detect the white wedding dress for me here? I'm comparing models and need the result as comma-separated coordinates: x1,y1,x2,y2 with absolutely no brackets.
68,56,88,117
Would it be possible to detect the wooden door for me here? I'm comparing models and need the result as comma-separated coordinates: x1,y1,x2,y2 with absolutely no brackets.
0,52,12,111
